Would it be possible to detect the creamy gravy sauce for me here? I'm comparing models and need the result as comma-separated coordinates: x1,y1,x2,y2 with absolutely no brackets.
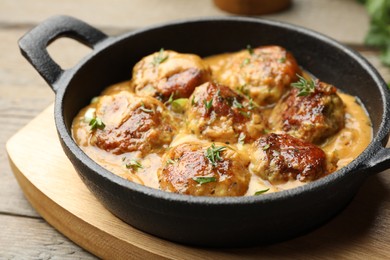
72,52,373,196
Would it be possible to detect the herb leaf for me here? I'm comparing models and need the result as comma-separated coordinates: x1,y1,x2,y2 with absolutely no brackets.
291,74,316,96
205,143,226,167
152,48,169,66
239,111,251,118
193,176,217,184
204,99,213,110
233,98,244,109
247,44,254,55
125,159,143,171
89,117,105,130
262,144,270,151
171,98,188,113
166,159,176,165
254,188,270,195
359,0,390,66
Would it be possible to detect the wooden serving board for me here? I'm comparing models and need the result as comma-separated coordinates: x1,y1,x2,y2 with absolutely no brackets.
6,104,390,259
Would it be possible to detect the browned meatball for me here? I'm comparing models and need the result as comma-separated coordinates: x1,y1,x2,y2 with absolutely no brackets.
91,91,177,155
131,49,211,101
186,82,266,144
269,79,345,144
250,133,327,184
209,45,301,105
158,142,250,196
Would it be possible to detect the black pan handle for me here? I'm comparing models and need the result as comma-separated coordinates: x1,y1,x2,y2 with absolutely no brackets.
18,15,108,92
363,144,390,174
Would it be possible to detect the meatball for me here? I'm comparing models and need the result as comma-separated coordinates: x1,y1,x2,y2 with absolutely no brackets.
269,78,345,144
91,91,177,155
158,142,250,196
250,133,328,184
210,45,301,105
186,82,266,144
131,49,211,101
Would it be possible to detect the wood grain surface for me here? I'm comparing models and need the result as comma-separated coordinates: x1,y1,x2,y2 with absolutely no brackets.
1,0,389,258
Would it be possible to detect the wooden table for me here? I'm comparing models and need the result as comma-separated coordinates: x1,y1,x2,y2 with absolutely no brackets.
1,0,390,258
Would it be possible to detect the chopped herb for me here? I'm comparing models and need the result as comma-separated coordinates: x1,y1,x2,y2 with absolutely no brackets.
238,132,246,144
216,89,221,97
236,84,249,96
247,44,254,55
239,111,251,118
140,102,154,113
171,98,188,113
262,144,270,151
278,57,286,63
233,98,244,108
166,159,176,165
205,143,226,167
89,117,105,130
166,93,174,105
241,58,250,67
263,129,270,134
291,74,316,97
152,48,169,66
191,95,196,106
193,176,217,184
254,188,270,195
204,99,213,110
248,98,255,110
125,160,143,171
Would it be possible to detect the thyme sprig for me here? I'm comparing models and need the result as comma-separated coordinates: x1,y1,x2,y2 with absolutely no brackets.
193,176,217,185
152,48,169,66
291,74,316,97
205,143,226,167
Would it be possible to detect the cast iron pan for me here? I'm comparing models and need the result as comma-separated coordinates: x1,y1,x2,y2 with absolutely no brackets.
19,15,390,247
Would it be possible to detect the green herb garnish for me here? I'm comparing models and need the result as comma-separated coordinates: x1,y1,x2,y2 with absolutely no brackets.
236,84,249,96
191,95,196,106
171,98,188,113
233,98,244,108
358,0,390,66
262,144,270,151
140,102,154,113
247,44,254,55
254,188,270,195
204,99,213,110
152,48,169,66
248,98,255,110
166,93,174,104
291,74,316,97
241,58,250,67
125,160,143,171
205,143,226,167
89,117,105,130
278,57,286,63
166,159,176,165
193,176,217,184
239,111,251,118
